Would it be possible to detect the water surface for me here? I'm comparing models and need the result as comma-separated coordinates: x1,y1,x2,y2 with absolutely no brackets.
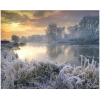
14,43,99,66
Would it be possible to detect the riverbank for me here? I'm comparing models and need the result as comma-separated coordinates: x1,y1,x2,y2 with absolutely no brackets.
1,46,99,89
1,42,26,50
1,39,99,49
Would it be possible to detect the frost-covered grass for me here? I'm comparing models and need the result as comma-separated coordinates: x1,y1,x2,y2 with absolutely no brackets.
1,49,99,89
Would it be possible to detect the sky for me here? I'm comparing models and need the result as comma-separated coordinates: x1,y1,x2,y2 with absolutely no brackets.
1,10,99,40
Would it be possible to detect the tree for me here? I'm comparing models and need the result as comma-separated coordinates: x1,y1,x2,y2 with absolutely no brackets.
46,23,57,34
45,23,57,41
20,36,27,43
67,15,99,43
45,23,66,42
11,35,20,43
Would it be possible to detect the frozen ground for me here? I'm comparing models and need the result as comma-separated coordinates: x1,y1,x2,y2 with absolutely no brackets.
1,47,99,89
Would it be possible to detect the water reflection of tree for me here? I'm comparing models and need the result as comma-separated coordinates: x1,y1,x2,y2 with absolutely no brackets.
70,46,99,63
46,44,66,59
71,46,99,57
29,43,99,63
46,44,99,63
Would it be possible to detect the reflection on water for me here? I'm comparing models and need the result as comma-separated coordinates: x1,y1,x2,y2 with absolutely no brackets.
14,43,99,66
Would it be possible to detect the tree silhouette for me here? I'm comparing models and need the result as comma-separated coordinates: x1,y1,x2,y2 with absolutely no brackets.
11,35,20,43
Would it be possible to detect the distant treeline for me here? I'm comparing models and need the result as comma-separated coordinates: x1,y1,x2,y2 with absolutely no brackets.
9,15,99,44
1,40,11,43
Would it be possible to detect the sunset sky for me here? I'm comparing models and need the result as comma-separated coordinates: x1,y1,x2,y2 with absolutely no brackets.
1,10,99,40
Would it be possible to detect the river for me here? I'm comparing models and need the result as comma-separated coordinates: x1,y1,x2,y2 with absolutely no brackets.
14,43,99,66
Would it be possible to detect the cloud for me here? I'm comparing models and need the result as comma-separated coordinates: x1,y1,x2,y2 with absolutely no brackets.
1,10,56,27
1,10,99,25
1,10,29,24
2,10,99,28
33,10,54,18
1,11,22,23
29,11,76,27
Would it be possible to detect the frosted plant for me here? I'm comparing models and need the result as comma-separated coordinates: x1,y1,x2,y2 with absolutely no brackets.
1,49,99,89
55,64,82,89
55,55,99,89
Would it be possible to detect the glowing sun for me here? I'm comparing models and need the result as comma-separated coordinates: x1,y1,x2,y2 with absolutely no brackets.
11,23,19,27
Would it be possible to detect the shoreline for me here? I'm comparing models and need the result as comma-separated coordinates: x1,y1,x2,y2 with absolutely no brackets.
1,46,99,89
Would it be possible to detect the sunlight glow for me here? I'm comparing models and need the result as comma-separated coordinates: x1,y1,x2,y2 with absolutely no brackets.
14,45,47,61
11,23,19,27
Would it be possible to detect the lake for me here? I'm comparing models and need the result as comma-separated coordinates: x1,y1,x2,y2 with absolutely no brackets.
14,43,99,66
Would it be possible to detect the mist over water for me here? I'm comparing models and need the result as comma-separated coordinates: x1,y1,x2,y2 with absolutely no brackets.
14,43,99,66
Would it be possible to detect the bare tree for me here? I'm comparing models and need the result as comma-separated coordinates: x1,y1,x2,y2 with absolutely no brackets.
45,23,66,42
11,35,20,43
